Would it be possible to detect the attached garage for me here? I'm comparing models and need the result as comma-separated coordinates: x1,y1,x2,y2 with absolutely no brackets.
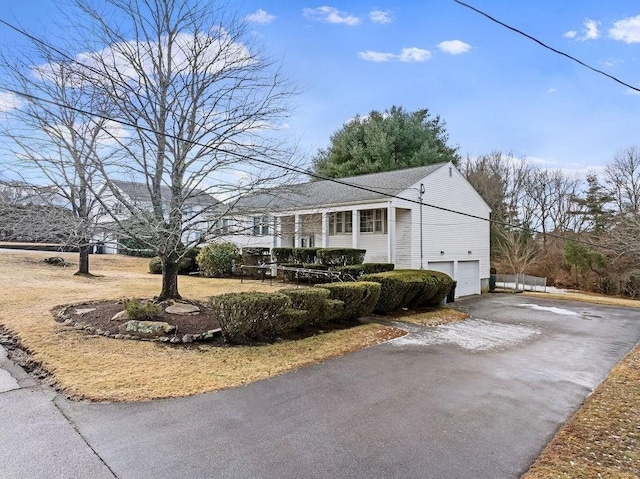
427,261,454,278
457,260,480,297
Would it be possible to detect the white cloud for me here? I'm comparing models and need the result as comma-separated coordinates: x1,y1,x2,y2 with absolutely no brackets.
303,6,360,26
566,19,600,41
547,88,558,94
601,57,622,67
625,87,640,95
438,40,472,55
358,51,396,62
359,47,431,63
0,92,21,112
369,10,392,24
398,47,431,62
245,9,276,25
583,19,600,40
610,14,640,44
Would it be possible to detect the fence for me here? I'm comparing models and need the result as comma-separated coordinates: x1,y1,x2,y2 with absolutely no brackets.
493,273,547,292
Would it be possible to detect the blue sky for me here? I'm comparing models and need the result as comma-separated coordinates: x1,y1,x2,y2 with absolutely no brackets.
2,0,639,174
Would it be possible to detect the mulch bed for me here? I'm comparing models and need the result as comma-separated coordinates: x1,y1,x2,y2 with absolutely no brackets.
55,299,222,344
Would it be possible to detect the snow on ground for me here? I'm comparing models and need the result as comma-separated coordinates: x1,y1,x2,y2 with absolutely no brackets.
391,319,541,352
516,303,579,316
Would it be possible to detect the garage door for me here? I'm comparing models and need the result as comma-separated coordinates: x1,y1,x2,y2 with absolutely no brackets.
457,261,480,297
427,261,454,279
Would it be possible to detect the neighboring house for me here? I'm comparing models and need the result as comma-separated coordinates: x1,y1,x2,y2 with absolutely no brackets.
217,162,491,297
94,180,220,254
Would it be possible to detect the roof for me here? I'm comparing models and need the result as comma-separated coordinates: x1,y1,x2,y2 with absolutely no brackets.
232,163,447,213
111,180,220,207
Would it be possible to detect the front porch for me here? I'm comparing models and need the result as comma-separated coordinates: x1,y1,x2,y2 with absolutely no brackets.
273,206,413,266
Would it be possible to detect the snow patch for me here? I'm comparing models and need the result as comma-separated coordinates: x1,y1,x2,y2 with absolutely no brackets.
392,319,540,351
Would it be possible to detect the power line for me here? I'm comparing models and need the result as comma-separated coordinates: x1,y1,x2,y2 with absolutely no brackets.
452,0,640,93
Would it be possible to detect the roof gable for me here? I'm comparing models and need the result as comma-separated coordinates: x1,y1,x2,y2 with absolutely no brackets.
110,180,220,207
234,163,447,212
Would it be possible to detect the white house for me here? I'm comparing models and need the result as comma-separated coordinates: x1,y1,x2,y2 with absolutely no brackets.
217,162,491,297
93,180,220,254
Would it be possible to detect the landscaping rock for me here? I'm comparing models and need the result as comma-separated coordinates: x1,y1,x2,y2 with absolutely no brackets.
182,334,194,343
111,310,128,321
202,328,222,340
114,334,124,339
44,256,68,267
165,303,200,315
123,320,176,335
74,308,96,316
169,336,181,344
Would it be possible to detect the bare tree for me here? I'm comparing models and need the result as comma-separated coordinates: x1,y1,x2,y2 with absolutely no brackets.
0,52,111,274
606,146,640,216
494,227,539,274
3,0,297,298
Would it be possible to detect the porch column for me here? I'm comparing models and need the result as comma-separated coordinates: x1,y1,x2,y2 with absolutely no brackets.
387,203,395,264
321,212,329,247
352,209,360,249
294,214,301,247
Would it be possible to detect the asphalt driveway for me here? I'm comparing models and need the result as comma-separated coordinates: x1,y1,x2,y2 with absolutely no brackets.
50,293,640,479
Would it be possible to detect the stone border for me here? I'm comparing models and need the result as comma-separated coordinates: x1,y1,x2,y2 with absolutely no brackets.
54,303,222,344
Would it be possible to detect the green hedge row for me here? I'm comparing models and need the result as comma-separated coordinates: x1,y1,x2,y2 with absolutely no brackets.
315,281,381,320
361,269,454,314
271,247,366,267
337,263,395,279
209,281,382,343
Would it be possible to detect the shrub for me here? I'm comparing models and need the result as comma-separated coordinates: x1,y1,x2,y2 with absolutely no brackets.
272,247,294,264
338,263,395,280
149,257,162,274
303,263,329,271
293,247,320,264
123,298,162,320
197,242,240,277
210,292,291,343
317,248,366,267
316,281,381,320
361,269,454,314
278,287,340,324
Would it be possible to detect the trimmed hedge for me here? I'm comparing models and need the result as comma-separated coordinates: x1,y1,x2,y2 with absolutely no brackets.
361,269,454,314
149,256,162,274
210,292,291,343
316,281,381,320
272,247,294,264
337,263,395,279
278,287,342,324
317,248,366,267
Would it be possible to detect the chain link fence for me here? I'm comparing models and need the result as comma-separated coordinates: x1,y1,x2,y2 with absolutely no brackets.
492,273,547,292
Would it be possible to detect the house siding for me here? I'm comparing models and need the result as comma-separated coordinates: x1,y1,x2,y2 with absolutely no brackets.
360,234,388,262
395,208,412,268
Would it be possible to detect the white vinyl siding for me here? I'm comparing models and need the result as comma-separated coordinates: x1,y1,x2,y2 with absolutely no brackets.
395,208,412,268
360,234,388,262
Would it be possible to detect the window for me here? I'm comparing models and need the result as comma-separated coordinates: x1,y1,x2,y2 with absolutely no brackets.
328,211,353,235
221,218,231,234
360,209,387,234
252,215,270,236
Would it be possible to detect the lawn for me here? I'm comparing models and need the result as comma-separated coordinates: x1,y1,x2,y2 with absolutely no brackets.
0,250,403,402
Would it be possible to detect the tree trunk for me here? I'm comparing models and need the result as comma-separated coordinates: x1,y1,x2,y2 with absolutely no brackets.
75,244,91,276
159,257,181,300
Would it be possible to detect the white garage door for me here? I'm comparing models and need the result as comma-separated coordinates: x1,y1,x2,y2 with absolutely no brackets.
427,261,454,279
457,261,480,297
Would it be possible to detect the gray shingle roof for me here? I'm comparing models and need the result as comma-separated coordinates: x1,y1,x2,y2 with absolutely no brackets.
232,163,447,213
111,180,219,206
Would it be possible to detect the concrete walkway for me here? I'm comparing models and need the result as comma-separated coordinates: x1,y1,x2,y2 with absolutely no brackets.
0,344,114,479
2,294,640,478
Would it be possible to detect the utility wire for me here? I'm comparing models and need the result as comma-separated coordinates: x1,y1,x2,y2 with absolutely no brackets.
452,0,640,93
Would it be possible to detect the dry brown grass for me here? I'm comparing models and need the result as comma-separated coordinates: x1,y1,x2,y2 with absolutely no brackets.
523,343,640,479
0,251,403,402
382,306,470,326
524,291,640,309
